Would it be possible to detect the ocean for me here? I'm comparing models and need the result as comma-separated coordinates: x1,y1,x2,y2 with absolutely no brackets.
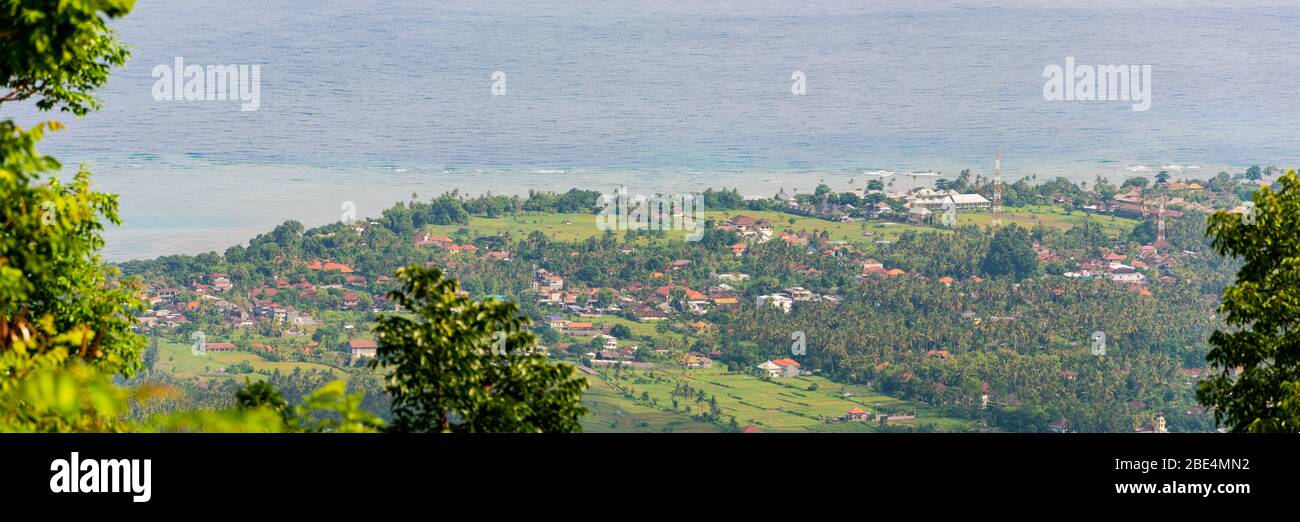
8,0,1298,261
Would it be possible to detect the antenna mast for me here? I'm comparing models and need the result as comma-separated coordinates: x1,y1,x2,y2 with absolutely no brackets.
993,149,1003,226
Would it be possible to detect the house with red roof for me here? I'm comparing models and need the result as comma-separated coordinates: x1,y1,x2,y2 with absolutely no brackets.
769,358,801,378
349,339,378,358
414,232,454,248
845,407,870,422
654,285,706,301
205,342,237,353
321,262,354,273
630,305,668,322
727,215,773,238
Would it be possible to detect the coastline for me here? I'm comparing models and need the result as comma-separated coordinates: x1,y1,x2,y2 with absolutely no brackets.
95,156,1243,262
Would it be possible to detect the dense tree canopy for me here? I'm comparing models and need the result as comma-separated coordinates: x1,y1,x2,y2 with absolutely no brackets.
1,0,133,115
981,224,1038,280
1,0,143,412
373,265,587,432
1198,169,1300,432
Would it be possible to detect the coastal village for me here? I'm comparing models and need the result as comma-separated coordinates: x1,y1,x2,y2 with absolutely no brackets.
132,169,1267,432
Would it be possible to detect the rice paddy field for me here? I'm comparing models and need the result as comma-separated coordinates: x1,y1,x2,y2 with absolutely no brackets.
581,376,721,433
590,366,977,433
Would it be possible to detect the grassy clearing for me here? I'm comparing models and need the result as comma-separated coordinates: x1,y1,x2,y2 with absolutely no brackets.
154,340,347,381
425,212,607,243
957,204,1137,236
585,315,662,338
421,206,1136,250
596,366,975,432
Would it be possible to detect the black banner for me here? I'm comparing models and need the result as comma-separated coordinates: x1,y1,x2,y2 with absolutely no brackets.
3,434,1289,513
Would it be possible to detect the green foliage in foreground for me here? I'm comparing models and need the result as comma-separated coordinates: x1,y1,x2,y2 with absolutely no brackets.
1198,169,1300,432
374,265,588,432
1,0,147,428
145,380,383,433
1,0,134,115
2,1,566,433
0,121,146,386
0,366,383,433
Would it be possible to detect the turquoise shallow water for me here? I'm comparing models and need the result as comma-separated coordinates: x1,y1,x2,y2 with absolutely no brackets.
7,0,1297,260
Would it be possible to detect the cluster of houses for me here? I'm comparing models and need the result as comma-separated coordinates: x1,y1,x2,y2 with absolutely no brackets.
904,189,991,223
414,231,511,260
717,215,774,242
585,336,654,369
1055,241,1187,294
755,287,840,314
756,358,803,378
546,314,613,336
143,263,405,332
1096,186,1211,217
532,267,749,324
826,407,916,426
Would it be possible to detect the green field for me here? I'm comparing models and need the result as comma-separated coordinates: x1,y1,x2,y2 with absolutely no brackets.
425,212,608,243
581,376,721,433
706,206,1138,246
585,314,663,338
594,366,976,432
154,340,348,381
956,204,1138,236
420,205,1136,253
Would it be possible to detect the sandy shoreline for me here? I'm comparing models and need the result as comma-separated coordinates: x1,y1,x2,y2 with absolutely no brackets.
95,158,1243,262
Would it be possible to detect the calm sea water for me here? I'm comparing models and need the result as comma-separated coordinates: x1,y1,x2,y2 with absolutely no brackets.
10,0,1299,261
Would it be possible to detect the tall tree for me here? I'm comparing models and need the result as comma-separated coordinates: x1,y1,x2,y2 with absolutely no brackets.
373,265,587,432
981,224,1038,281
1,0,141,387
1198,169,1300,432
0,0,141,431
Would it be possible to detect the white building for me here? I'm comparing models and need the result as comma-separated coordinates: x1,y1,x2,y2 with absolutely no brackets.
1109,267,1146,283
784,287,814,302
912,193,990,210
757,293,793,313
